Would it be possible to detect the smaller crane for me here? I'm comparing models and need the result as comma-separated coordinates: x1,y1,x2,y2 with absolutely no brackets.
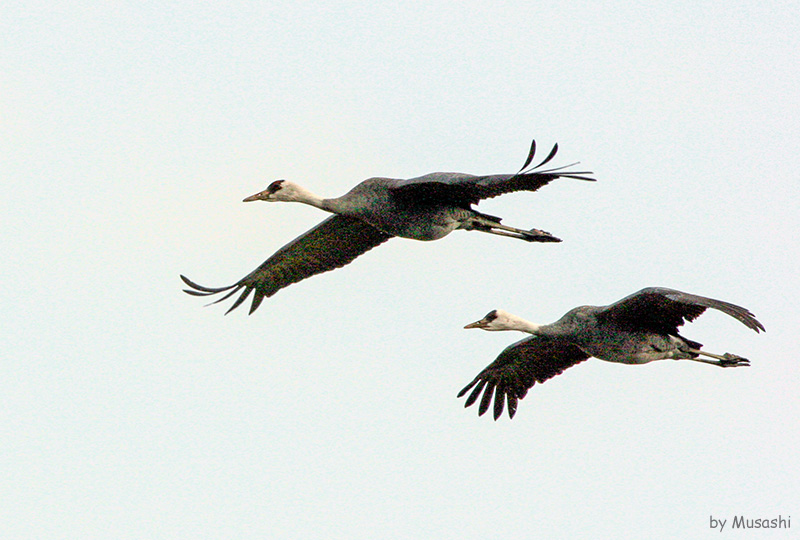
459,287,764,420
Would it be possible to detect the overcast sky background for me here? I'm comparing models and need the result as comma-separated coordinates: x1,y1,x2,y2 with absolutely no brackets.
3,1,799,538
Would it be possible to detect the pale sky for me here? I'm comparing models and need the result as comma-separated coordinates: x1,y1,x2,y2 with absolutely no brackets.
2,1,799,539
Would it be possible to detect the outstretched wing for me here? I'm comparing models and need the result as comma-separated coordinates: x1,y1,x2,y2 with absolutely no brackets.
181,215,393,314
595,287,765,335
457,336,590,420
390,140,595,207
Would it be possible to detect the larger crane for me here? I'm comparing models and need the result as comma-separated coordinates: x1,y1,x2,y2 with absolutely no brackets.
182,140,593,314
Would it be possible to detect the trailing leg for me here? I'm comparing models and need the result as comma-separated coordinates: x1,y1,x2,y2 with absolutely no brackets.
463,213,561,242
688,348,750,367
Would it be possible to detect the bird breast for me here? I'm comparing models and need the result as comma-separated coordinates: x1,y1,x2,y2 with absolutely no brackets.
585,332,691,364
360,203,464,241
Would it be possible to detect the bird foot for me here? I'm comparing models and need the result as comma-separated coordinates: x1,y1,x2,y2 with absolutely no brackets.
718,353,750,367
524,228,562,243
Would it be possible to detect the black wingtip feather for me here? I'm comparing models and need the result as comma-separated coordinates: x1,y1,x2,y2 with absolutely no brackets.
530,142,559,171
478,382,495,416
180,274,234,294
507,395,518,419
514,142,596,183
248,291,266,315
559,173,596,182
210,286,244,306
183,289,213,297
493,385,505,420
224,287,253,315
534,162,595,179
464,380,487,407
517,139,537,173
456,379,475,399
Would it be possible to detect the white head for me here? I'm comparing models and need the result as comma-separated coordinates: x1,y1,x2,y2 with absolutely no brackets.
464,309,519,331
464,309,543,334
242,180,317,203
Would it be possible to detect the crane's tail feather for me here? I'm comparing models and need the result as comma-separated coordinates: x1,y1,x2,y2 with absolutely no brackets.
473,210,503,224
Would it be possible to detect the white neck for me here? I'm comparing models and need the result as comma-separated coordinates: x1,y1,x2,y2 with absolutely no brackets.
501,313,544,334
282,184,351,215
284,184,327,208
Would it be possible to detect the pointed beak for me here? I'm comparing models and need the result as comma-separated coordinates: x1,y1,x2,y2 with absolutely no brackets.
464,319,486,330
243,190,267,202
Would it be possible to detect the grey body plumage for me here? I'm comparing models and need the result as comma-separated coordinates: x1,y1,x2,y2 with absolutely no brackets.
181,140,593,314
459,287,764,420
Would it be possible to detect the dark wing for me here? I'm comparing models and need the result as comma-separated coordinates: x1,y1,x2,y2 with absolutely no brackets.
457,336,589,420
181,215,393,314
595,287,765,335
390,140,595,207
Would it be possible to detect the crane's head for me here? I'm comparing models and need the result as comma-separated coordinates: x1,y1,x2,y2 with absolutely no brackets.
243,180,307,203
464,309,515,331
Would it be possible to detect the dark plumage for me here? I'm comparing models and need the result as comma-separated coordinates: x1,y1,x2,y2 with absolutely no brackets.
459,287,764,420
182,140,594,314
182,216,391,314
